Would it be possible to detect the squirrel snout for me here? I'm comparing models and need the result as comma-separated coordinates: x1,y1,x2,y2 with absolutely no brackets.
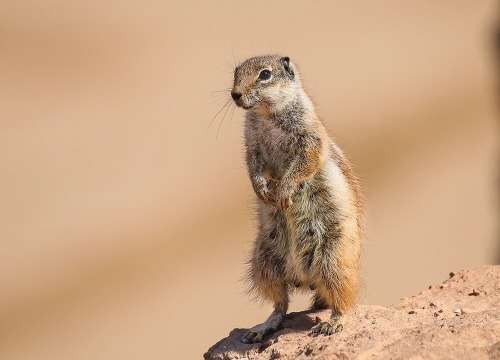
231,91,242,100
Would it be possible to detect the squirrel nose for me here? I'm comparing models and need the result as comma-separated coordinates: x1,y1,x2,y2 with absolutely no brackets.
231,91,242,100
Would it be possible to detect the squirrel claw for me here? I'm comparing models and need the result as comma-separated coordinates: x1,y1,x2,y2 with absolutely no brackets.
309,317,344,336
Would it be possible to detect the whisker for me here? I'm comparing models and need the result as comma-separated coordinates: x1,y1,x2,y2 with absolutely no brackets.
209,89,231,94
249,40,256,58
231,45,239,67
218,60,234,72
208,98,231,129
208,95,229,105
234,46,240,63
216,98,232,138
209,94,229,102
228,102,236,135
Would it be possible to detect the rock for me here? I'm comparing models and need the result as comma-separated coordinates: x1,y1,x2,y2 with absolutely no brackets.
205,266,499,359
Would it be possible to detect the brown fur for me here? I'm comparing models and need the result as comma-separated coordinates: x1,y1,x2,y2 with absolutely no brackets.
232,55,364,343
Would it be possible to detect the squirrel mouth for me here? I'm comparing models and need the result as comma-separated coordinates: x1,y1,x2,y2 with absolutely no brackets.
234,99,253,110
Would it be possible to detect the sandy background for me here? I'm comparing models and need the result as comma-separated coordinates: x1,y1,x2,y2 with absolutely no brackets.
0,1,498,359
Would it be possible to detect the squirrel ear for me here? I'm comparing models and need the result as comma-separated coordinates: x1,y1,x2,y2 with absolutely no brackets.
280,56,294,79
280,56,290,67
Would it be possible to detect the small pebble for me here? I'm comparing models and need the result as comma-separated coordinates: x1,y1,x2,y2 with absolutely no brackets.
409,310,417,314
270,348,282,358
468,289,480,296
454,308,462,316
304,347,313,356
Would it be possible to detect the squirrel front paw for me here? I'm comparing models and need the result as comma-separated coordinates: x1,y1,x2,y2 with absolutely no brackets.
253,176,276,205
275,183,294,210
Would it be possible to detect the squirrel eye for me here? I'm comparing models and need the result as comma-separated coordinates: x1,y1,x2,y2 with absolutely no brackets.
258,69,272,81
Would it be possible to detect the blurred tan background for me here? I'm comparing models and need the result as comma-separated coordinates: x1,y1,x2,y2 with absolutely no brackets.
0,1,498,359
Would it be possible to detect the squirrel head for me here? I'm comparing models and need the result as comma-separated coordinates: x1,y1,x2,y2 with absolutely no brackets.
231,55,301,114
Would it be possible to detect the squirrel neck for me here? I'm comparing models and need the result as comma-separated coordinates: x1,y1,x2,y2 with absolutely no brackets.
251,88,317,133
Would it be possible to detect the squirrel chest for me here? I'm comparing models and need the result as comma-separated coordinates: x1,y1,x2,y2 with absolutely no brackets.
251,117,301,180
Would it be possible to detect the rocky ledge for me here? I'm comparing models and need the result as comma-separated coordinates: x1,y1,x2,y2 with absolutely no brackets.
205,265,499,359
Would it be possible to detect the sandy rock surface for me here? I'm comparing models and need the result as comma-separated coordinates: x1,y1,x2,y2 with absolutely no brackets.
205,265,499,359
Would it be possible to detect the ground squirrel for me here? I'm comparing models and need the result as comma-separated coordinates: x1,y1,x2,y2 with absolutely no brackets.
230,55,363,343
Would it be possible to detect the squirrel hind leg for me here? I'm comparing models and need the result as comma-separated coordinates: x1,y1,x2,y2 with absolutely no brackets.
310,292,329,311
241,289,289,344
308,280,356,336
